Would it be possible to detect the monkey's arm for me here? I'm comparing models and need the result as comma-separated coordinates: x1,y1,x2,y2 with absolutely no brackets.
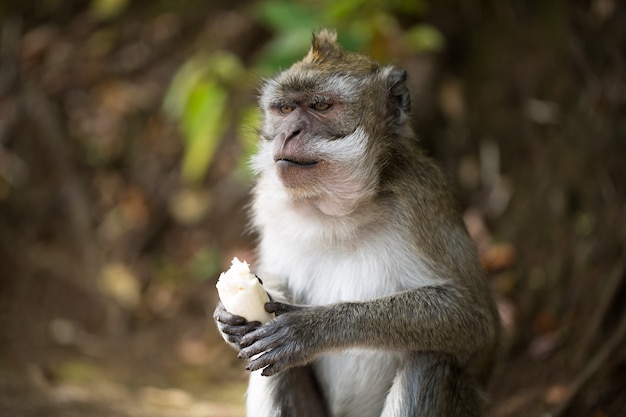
239,286,497,376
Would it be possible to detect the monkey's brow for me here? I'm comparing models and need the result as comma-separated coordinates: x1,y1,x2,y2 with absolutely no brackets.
268,101,299,110
269,95,340,108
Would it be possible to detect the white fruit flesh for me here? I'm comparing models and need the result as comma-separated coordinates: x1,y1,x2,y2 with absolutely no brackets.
216,257,273,324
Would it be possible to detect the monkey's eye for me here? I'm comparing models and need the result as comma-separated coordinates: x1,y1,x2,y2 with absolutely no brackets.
312,102,332,112
279,105,295,114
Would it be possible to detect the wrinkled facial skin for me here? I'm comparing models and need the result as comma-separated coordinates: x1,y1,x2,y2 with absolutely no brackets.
261,76,364,190
261,71,378,195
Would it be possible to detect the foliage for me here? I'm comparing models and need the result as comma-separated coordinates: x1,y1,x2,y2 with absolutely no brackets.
164,52,245,184
254,0,437,68
89,0,130,20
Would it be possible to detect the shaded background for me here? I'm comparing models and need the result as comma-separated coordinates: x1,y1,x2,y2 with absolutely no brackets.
0,0,625,416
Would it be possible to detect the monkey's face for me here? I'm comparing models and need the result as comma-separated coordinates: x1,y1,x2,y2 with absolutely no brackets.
260,73,365,186
254,71,383,216
252,30,410,217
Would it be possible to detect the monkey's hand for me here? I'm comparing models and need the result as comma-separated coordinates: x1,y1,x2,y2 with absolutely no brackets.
238,301,319,376
213,301,262,351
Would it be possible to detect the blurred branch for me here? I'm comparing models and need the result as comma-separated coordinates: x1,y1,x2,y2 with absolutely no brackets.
19,81,130,335
576,261,625,362
0,16,21,95
552,309,626,417
20,82,100,280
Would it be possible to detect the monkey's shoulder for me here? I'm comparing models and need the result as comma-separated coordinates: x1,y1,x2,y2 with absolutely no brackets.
382,152,461,223
378,151,478,268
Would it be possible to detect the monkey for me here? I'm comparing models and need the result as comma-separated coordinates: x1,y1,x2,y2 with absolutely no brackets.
214,29,500,417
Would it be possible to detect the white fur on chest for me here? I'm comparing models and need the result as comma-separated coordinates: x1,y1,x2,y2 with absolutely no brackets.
252,189,441,416
254,197,441,304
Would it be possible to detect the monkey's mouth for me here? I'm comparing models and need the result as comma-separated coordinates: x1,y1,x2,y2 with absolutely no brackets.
275,158,319,168
274,157,321,188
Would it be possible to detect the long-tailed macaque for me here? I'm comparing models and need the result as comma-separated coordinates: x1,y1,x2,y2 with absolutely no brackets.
214,29,500,417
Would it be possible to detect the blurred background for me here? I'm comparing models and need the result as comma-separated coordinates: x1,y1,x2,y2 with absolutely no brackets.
0,0,624,416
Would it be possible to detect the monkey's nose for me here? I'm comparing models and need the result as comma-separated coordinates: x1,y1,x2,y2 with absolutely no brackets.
287,129,302,141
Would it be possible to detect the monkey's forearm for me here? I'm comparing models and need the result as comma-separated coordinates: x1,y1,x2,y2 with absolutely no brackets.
325,287,496,359
239,285,497,376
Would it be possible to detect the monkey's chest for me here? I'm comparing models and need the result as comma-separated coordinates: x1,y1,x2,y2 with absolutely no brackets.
261,238,432,305
257,205,440,304
293,251,404,304
313,350,399,417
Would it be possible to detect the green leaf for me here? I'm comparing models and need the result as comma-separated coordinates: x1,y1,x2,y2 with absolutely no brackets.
163,51,246,184
256,1,321,32
89,0,129,20
405,24,445,53
256,31,312,72
324,0,371,23
336,28,371,53
236,106,262,178
210,50,245,84
180,81,228,183
163,58,207,120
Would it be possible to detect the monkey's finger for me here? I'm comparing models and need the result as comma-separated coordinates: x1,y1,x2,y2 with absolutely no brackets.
260,363,283,377
238,333,281,359
239,341,270,360
264,301,298,316
245,354,272,373
244,348,287,374
238,325,279,352
214,306,247,326
220,321,261,336
238,326,263,348
223,334,242,345
254,351,293,376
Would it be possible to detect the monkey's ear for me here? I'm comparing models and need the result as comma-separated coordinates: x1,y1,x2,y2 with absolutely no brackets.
387,68,411,124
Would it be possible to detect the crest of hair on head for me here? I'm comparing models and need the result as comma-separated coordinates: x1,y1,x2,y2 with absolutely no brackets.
300,29,378,76
308,29,340,61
